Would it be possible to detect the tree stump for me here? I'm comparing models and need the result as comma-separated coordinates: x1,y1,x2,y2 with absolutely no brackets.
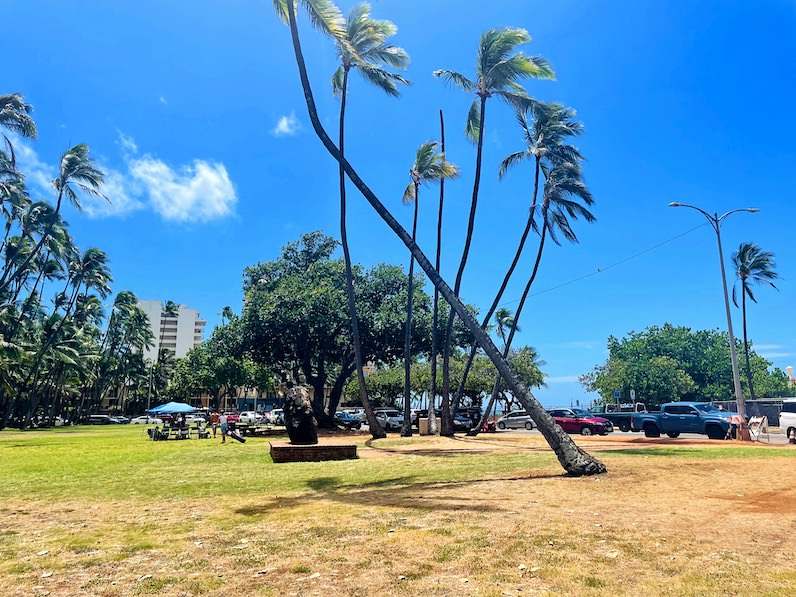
283,386,318,445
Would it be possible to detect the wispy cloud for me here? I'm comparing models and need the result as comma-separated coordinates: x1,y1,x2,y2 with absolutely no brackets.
557,341,601,350
159,96,167,105
271,111,300,137
546,375,582,383
9,133,237,223
758,351,795,359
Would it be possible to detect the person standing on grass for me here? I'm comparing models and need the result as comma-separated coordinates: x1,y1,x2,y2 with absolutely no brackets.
210,410,220,438
219,413,228,444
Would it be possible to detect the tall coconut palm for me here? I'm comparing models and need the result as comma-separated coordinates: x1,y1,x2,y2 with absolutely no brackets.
331,2,409,439
433,27,554,435
277,0,606,475
454,102,583,412
732,242,779,400
488,161,595,406
400,141,459,436
428,110,447,435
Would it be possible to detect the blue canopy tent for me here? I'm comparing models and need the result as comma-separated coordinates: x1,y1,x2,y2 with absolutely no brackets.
147,401,197,414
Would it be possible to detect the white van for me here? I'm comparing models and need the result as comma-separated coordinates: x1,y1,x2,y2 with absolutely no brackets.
780,399,796,439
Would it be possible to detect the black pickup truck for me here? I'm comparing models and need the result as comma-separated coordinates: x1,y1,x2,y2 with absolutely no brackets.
590,402,648,432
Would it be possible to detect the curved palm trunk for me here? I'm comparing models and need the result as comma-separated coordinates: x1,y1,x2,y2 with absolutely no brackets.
741,289,755,400
339,70,386,439
454,156,542,415
427,110,446,436
284,3,605,476
440,94,488,436
401,185,420,436
472,214,550,436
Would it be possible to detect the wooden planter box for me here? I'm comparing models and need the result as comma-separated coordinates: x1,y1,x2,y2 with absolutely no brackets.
269,441,358,463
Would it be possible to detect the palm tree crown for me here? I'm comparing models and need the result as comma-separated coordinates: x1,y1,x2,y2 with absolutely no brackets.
732,242,779,307
332,3,410,98
273,0,345,40
402,141,459,204
434,27,555,140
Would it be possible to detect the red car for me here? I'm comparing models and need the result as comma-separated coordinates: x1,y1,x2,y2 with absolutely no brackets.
547,408,613,436
223,412,240,423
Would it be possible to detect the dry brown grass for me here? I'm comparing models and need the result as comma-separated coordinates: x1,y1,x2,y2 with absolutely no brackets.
3,432,795,596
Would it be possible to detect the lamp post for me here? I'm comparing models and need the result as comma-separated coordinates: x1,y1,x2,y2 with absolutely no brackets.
669,202,759,418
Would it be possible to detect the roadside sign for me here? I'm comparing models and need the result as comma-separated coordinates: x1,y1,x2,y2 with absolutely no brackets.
613,390,621,399
630,389,636,400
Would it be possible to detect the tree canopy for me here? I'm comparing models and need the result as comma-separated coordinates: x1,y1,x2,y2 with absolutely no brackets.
580,323,791,406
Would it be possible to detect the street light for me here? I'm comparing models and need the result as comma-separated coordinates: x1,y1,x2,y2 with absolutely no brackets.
669,202,759,419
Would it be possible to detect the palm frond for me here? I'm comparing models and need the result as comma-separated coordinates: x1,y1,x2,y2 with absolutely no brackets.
361,45,410,70
355,63,410,96
465,98,481,143
402,182,416,205
433,69,476,94
498,150,529,180
273,0,346,40
331,65,346,97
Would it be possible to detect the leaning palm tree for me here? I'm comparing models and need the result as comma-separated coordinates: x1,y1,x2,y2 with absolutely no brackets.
732,242,779,400
399,141,459,436
331,2,409,439
275,0,606,475
433,27,554,434
453,102,583,412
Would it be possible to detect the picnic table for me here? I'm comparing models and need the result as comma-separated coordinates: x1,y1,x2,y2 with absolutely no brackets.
148,424,210,440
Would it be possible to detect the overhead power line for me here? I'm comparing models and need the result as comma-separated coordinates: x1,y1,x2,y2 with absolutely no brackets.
500,222,709,306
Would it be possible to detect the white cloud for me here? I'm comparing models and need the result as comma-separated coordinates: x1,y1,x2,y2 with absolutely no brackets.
82,167,145,218
271,111,300,137
8,133,236,223
129,156,237,223
546,375,582,383
758,351,795,359
159,96,167,105
10,136,54,199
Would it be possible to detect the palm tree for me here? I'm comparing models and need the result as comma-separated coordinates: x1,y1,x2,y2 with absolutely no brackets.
0,144,106,293
276,0,606,475
0,93,37,166
428,110,447,435
453,103,583,412
732,242,780,400
399,141,459,436
433,27,554,435
331,2,409,439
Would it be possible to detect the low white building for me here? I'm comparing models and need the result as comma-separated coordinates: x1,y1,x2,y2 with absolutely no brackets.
137,300,207,361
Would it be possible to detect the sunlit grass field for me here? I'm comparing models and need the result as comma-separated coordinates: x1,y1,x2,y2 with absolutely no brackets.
2,426,795,595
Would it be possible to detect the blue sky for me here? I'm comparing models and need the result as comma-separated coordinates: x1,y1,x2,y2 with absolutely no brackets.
6,0,796,407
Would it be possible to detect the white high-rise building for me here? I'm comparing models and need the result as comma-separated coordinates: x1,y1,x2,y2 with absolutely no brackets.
137,300,207,361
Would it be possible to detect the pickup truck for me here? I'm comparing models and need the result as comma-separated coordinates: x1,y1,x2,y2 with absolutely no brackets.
590,402,648,432
631,402,731,439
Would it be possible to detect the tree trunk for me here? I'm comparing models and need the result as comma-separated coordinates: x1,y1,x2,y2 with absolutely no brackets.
284,4,606,476
427,110,446,435
440,93,489,436
741,289,755,400
453,156,542,413
401,185,420,436
338,72,386,439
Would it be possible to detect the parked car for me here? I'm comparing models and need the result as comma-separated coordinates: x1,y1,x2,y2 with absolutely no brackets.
109,416,130,424
269,408,285,425
781,398,796,440
590,402,648,432
87,414,113,425
334,411,363,430
238,411,263,425
374,409,404,431
341,407,366,421
223,412,240,423
131,415,162,425
548,408,613,435
496,410,535,430
185,414,207,424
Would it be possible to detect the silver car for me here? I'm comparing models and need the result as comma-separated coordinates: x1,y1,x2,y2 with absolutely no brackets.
496,410,535,430
374,410,404,431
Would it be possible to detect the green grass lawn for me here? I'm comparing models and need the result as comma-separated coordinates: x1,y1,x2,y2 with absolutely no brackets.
2,426,795,596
